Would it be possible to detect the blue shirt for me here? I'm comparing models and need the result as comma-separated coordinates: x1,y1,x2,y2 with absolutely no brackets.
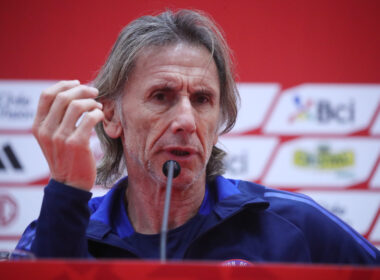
117,183,216,259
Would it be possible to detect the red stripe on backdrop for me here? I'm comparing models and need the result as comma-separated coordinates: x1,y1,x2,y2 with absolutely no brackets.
0,235,20,241
364,207,380,239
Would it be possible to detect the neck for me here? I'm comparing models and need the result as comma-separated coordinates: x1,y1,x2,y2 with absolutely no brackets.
125,174,206,234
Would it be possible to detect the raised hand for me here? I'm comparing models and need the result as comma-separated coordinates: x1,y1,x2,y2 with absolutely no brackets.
32,80,104,191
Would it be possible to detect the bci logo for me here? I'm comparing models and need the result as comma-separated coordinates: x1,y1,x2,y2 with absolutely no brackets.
288,95,355,124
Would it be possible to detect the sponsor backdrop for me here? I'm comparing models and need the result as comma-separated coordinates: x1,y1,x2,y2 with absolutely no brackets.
1,1,379,250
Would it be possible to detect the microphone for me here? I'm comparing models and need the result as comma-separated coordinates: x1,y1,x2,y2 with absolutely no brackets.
162,160,181,178
160,160,181,262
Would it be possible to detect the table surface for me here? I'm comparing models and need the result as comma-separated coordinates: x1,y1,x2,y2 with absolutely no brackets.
1,260,379,280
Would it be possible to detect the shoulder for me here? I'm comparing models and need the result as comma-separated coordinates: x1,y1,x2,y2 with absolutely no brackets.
236,180,329,233
236,179,349,230
266,188,379,263
223,177,380,264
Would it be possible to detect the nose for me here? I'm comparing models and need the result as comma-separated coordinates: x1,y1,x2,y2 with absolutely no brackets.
170,97,196,134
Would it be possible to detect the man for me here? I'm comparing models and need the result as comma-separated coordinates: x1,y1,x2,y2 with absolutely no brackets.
17,9,379,264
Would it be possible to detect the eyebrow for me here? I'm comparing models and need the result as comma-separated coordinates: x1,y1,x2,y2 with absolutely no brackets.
147,77,218,96
147,79,181,92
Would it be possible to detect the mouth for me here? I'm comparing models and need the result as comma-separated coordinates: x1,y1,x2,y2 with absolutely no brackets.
170,150,190,156
166,147,196,158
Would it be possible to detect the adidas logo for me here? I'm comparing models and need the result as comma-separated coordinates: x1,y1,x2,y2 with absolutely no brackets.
0,144,23,171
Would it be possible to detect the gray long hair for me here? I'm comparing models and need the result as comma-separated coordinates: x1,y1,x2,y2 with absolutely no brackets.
93,9,239,186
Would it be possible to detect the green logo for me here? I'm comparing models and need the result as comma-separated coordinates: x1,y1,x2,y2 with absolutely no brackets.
294,146,354,170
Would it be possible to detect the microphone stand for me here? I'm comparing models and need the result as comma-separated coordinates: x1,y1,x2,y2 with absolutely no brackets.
160,160,179,263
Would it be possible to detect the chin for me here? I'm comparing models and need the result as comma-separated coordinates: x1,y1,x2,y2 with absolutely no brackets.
147,160,205,189
172,170,205,190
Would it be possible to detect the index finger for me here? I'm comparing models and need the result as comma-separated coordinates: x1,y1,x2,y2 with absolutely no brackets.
33,80,80,130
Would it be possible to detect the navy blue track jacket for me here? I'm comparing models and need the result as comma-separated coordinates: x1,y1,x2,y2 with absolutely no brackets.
16,176,380,264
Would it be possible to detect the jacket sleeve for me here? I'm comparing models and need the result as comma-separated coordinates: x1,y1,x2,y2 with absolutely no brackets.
16,179,93,258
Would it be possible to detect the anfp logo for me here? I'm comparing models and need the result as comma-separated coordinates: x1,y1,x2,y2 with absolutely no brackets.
0,194,18,227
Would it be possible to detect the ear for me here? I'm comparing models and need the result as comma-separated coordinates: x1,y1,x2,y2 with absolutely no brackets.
102,99,122,139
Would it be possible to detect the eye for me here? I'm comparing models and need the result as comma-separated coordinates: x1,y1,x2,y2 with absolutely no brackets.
151,91,169,103
153,92,165,100
192,93,211,105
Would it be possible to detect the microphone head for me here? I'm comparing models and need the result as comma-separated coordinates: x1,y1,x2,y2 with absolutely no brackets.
162,160,181,178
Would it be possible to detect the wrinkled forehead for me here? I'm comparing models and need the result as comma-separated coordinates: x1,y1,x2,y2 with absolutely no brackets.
131,42,218,77
121,43,221,98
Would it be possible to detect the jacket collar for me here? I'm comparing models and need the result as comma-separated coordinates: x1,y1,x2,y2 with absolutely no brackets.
87,177,128,239
86,176,270,240
87,219,112,239
212,176,269,220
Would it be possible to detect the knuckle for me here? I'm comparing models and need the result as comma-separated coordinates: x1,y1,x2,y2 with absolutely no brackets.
56,92,69,104
31,124,40,138
66,137,82,149
77,84,87,91
79,84,98,95
51,132,65,145
57,80,78,90
42,81,67,96
80,114,93,126
74,84,88,94
41,80,78,98
82,109,101,124
37,128,52,144
40,89,54,100
68,99,96,113
57,80,71,87
69,99,82,110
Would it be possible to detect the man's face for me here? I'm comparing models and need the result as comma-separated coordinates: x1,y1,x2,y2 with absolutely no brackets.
115,43,220,187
